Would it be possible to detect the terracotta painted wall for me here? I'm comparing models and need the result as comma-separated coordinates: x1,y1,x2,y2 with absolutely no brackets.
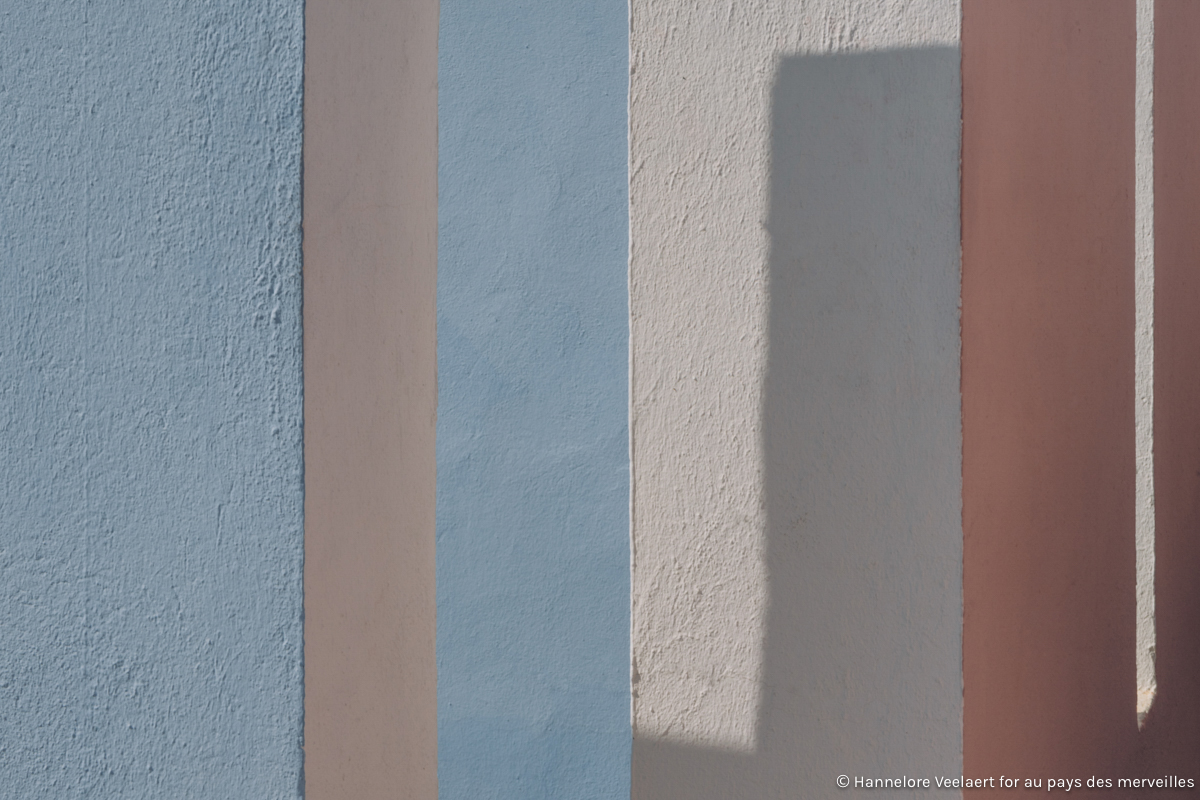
961,0,1139,785
963,4,1200,789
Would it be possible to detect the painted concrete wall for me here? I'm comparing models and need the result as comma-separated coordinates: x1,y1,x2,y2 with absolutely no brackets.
1139,0,1200,774
961,1,1137,782
302,1,438,798
0,3,304,797
630,1,963,796
437,1,630,798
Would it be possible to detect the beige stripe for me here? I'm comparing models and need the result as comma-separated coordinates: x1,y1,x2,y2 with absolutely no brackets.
1135,0,1156,728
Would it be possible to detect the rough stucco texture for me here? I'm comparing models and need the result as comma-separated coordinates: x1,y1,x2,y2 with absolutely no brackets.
1139,0,1200,774
437,0,630,798
630,0,962,792
0,3,304,797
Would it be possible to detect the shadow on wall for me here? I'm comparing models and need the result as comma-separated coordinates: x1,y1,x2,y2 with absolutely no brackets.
633,48,964,799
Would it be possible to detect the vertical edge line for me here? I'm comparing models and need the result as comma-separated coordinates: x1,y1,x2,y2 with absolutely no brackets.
627,0,637,743
1135,0,1156,729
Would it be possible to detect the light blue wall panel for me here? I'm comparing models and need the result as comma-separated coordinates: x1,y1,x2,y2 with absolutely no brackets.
438,0,630,796
0,3,304,796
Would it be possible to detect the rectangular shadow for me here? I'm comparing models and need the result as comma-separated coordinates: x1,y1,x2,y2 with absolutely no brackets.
634,47,963,799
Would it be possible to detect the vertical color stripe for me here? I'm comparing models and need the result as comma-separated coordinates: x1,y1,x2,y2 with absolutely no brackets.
630,2,962,797
1134,0,1157,726
962,0,1136,781
302,1,439,797
0,3,305,796
1134,0,1200,771
437,1,630,797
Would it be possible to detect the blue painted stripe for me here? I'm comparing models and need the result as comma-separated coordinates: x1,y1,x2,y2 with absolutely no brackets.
0,3,304,796
437,0,630,796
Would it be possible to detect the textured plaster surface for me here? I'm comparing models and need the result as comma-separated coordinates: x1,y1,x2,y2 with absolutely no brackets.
303,0,438,797
0,3,304,797
437,0,630,798
1134,0,1157,720
630,0,963,789
1136,0,1200,772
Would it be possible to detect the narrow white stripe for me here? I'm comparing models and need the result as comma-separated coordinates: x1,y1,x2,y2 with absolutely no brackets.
1135,0,1156,728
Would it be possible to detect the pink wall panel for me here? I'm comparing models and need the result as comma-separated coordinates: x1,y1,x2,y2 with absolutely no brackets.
963,0,1138,785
